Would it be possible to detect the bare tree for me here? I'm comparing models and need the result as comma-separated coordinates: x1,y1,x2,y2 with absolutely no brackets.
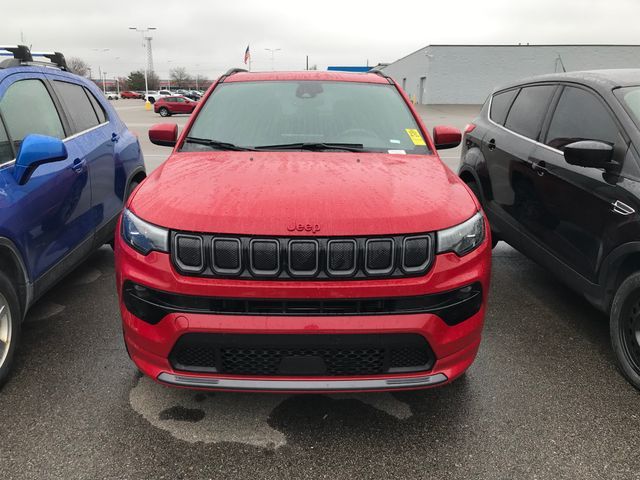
67,57,90,77
169,67,192,89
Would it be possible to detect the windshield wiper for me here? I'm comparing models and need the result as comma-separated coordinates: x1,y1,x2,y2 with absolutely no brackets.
184,137,255,151
253,142,365,152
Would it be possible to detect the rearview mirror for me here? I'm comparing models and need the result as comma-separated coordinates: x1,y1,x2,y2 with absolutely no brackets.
433,125,462,150
149,123,178,147
564,140,615,169
13,134,68,185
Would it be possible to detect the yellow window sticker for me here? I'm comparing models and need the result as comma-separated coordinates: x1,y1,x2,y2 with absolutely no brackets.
405,129,426,146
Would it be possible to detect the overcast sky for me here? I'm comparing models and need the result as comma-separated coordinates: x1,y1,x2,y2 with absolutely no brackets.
4,0,640,80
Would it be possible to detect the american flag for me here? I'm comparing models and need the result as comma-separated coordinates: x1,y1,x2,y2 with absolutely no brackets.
244,45,251,65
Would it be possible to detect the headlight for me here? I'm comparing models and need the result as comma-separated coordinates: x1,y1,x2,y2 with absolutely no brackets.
121,209,169,255
436,211,485,256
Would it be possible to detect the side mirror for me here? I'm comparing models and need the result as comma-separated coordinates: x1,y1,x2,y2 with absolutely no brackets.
13,134,68,185
433,125,462,150
564,140,615,169
149,123,178,147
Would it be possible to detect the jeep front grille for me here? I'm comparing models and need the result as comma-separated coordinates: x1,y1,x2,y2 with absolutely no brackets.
170,232,434,280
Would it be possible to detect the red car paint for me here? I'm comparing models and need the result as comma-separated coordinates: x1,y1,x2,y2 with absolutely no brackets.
153,96,197,116
116,70,492,393
120,90,143,99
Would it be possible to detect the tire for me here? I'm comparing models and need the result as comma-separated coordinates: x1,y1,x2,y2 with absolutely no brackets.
159,107,170,117
0,270,21,390
610,272,640,390
466,180,499,248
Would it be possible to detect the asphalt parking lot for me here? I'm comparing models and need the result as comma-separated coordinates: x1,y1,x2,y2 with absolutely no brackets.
1,101,639,480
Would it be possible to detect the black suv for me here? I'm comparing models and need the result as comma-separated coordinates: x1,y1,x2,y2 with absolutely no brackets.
459,69,640,390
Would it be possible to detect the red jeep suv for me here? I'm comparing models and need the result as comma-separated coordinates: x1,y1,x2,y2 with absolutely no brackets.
115,69,491,392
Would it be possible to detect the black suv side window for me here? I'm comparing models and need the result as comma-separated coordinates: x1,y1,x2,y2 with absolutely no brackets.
0,115,13,164
504,85,556,140
545,86,620,151
490,89,518,125
85,88,107,124
54,81,100,133
0,79,65,150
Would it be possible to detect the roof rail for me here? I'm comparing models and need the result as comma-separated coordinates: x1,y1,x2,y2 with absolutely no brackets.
219,67,248,82
368,67,391,79
0,45,67,70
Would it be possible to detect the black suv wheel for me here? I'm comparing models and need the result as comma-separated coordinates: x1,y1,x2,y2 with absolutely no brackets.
610,272,640,390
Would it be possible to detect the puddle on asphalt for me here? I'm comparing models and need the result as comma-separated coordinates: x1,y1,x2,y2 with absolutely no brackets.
129,376,413,449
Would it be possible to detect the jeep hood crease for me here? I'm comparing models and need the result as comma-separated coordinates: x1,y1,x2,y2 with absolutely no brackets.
131,151,477,236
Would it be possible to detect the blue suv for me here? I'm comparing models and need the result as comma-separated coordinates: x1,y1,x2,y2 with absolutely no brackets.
0,46,146,386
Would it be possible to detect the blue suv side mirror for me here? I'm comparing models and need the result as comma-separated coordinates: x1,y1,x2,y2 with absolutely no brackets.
13,134,68,185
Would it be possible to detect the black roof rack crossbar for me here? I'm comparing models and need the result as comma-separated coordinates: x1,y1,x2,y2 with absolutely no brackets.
0,45,33,62
36,52,68,70
0,45,67,71
219,67,248,82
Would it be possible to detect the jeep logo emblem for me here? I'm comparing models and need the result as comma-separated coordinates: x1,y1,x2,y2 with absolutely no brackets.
287,222,321,233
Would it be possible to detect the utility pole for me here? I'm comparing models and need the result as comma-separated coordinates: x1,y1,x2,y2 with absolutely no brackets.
306,55,309,71
129,26,157,110
265,48,281,71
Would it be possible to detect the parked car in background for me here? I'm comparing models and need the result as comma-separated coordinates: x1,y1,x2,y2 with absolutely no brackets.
186,90,202,101
105,91,119,100
459,69,640,390
145,90,172,104
116,68,491,393
121,90,143,99
153,95,198,116
0,45,146,388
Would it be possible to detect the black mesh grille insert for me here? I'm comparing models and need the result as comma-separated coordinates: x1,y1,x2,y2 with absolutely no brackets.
251,240,279,273
212,238,241,273
404,237,429,269
289,241,318,275
366,239,393,273
170,333,435,376
328,240,356,274
175,235,203,269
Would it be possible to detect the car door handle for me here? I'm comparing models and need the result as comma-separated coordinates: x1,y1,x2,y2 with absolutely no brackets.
531,160,548,176
111,132,120,142
487,138,496,151
71,158,86,173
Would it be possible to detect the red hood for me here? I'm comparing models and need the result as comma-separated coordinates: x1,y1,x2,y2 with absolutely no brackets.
130,151,477,236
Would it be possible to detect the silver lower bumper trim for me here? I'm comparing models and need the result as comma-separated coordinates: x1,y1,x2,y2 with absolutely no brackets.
157,372,448,391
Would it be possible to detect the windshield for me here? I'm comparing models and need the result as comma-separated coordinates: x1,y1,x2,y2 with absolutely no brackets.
181,81,430,154
618,86,640,129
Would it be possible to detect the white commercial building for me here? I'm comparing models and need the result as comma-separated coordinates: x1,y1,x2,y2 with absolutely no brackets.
380,45,640,104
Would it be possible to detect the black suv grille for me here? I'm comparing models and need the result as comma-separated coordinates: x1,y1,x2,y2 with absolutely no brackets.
171,232,434,280
170,333,435,376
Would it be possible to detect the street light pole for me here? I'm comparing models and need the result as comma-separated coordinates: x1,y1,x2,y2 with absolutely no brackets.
264,48,282,71
129,26,157,110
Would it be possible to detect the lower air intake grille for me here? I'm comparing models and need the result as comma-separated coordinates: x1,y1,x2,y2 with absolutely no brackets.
170,333,435,376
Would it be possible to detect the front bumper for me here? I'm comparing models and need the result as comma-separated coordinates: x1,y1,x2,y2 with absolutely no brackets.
116,223,491,393
156,371,449,391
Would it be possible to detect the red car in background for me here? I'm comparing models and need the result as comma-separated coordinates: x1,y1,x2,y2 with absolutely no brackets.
154,96,198,117
120,90,143,99
116,69,491,393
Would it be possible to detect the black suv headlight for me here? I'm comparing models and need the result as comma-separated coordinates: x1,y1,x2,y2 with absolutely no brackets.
121,208,169,255
436,211,485,256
